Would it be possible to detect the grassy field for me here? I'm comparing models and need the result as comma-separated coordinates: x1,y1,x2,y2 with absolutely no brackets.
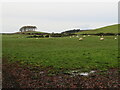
76,24,119,34
2,34,118,73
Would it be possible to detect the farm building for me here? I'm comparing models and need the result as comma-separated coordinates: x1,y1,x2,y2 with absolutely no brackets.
20,26,37,32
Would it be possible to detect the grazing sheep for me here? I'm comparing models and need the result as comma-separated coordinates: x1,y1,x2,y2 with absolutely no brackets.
83,35,86,38
88,35,90,36
79,37,83,41
76,35,79,38
100,37,104,41
114,37,117,40
36,38,38,39
70,36,71,38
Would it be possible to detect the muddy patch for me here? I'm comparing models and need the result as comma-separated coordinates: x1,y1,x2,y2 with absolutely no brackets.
64,70,96,76
2,60,120,88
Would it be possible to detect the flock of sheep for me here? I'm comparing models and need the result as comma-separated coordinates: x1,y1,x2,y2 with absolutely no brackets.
34,34,118,41
69,35,118,41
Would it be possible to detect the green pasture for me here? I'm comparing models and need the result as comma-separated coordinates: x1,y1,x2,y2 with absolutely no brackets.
76,24,119,34
2,34,118,73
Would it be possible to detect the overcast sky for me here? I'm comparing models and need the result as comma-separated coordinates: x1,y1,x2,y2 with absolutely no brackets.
2,2,118,33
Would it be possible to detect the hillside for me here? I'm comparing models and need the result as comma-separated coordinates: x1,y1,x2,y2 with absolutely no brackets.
76,24,119,34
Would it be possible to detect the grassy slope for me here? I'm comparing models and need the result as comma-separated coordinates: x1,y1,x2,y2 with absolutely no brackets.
2,34,118,72
76,24,119,34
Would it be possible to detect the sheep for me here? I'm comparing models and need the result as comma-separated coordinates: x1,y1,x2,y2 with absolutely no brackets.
79,37,83,41
114,37,117,40
88,35,90,36
70,36,71,38
36,38,38,39
83,35,86,38
76,35,79,38
100,37,104,41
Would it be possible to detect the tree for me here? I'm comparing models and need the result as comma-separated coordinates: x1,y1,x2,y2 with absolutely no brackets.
19,26,37,32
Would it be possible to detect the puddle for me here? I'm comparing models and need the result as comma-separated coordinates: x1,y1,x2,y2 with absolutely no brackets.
90,71,96,73
80,72,89,76
64,70,96,76
39,71,44,74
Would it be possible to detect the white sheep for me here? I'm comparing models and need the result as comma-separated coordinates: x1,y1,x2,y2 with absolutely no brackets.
83,35,86,38
76,35,79,38
79,37,83,41
88,35,90,36
114,37,117,40
70,36,71,38
100,37,104,41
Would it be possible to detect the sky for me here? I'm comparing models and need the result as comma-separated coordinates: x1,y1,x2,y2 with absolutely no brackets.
1,1,118,33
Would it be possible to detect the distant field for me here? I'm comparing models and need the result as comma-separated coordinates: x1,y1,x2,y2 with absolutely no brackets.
76,24,119,34
2,34,118,73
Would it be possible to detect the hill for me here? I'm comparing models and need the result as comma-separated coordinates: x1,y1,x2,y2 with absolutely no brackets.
76,24,119,34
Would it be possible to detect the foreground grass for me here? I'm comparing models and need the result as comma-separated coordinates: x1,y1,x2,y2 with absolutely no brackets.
2,34,118,73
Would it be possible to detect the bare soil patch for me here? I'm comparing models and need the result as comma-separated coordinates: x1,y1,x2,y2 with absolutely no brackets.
2,60,120,89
